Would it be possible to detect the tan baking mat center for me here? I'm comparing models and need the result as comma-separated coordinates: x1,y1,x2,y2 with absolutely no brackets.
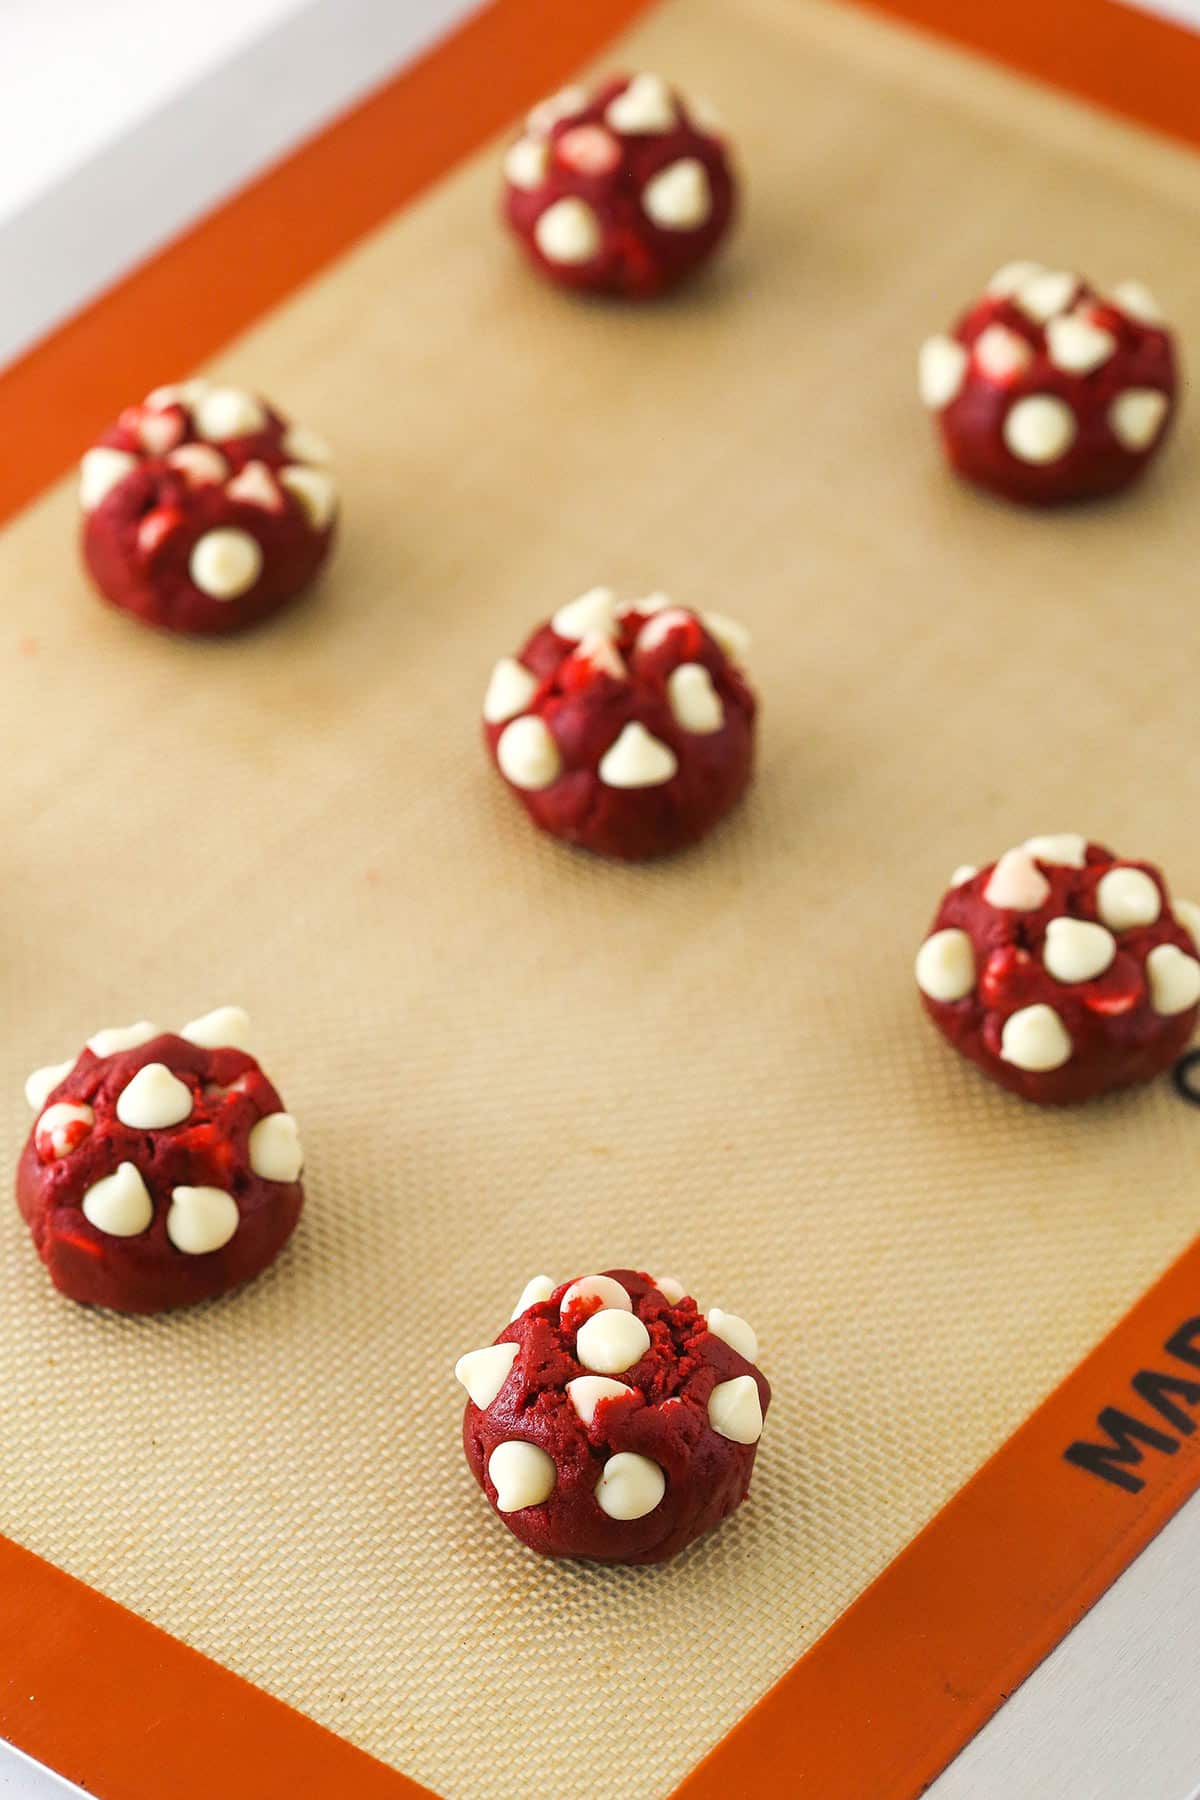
1,3,1199,1795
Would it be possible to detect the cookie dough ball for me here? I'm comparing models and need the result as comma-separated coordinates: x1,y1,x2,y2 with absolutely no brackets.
79,382,337,635
17,1010,304,1311
919,265,1177,506
502,73,737,299
916,837,1200,1104
456,1270,770,1564
483,587,755,860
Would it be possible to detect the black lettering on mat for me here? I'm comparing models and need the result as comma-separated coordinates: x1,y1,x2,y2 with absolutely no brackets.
1063,1314,1200,1493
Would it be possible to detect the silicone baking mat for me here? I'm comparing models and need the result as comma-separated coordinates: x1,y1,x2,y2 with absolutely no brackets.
2,2,1200,1797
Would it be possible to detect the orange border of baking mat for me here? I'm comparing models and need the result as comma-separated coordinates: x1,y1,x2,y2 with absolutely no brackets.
5,2,1200,1797
849,0,1200,157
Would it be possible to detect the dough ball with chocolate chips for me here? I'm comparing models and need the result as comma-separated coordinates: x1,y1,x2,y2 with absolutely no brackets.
456,1270,770,1564
919,264,1177,505
502,73,737,299
17,1009,304,1311
917,836,1200,1104
79,382,337,635
483,586,756,860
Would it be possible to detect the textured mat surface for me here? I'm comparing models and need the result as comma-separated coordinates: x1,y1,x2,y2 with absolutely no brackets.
1,2,1199,1796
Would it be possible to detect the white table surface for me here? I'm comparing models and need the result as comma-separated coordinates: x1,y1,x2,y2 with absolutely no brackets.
2,1,1200,1796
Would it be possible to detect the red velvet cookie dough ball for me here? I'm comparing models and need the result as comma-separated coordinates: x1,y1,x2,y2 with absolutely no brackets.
919,264,1178,506
916,836,1200,1105
502,73,737,299
483,586,756,860
456,1270,770,1564
79,381,338,635
17,1009,304,1312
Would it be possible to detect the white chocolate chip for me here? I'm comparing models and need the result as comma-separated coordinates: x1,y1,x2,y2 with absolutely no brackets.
81,1162,153,1237
575,1308,650,1375
87,1022,160,1058
987,260,1044,298
192,386,267,441
526,84,587,135
1173,900,1200,953
1097,866,1161,931
708,1374,763,1445
496,715,561,790
1024,833,1087,868
137,410,184,456
280,465,337,531
534,197,602,265
703,612,751,661
915,929,975,1003
561,1275,632,1316
166,379,211,408
999,1004,1072,1071
598,723,678,790
985,848,1051,912
1109,389,1169,452
180,1006,252,1051
638,607,696,653
1043,917,1116,984
489,1440,556,1512
642,158,712,231
655,1275,685,1303
190,528,263,600
249,1113,303,1183
25,1060,74,1111
566,1375,631,1426
973,325,1033,382
707,1307,758,1362
1111,280,1164,327
166,1185,240,1254
606,72,676,134
574,631,627,680
145,384,185,410
484,658,539,725
455,1342,519,1409
281,424,332,466
1147,943,1200,1016
556,125,621,176
1016,269,1077,323
918,336,968,410
1046,315,1116,375
36,1102,94,1159
79,448,137,511
226,460,283,512
950,865,978,887
1003,394,1077,465
166,444,229,486
668,663,724,734
552,585,618,641
510,1275,555,1321
595,1451,665,1520
505,136,551,190
116,1062,193,1130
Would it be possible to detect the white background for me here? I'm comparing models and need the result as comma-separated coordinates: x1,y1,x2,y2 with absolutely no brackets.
2,0,1200,1796
0,0,482,367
